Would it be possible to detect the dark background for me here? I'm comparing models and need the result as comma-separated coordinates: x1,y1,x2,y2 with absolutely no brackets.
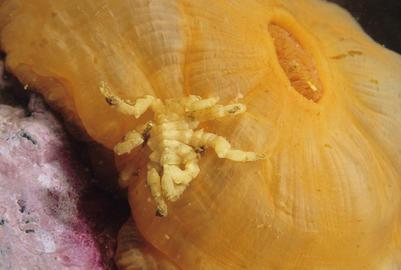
329,0,401,54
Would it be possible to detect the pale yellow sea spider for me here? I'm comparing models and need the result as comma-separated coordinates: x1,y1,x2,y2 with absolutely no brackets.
99,82,264,216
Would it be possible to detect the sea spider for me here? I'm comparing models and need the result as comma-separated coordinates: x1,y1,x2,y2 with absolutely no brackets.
99,82,264,216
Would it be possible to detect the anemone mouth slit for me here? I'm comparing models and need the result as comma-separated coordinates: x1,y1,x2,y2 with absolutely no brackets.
268,23,323,102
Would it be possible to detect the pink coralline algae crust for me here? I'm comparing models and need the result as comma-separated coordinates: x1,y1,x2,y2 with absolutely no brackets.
0,92,123,269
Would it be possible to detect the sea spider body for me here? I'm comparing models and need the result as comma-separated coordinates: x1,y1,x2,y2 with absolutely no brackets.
99,82,264,216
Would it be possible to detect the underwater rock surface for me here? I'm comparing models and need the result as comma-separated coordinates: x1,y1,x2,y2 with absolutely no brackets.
0,66,126,269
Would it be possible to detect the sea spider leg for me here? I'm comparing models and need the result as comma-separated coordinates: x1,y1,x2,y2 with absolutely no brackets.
119,164,138,188
147,162,168,216
99,81,155,118
161,160,200,201
191,129,265,162
189,103,246,122
184,96,220,111
113,121,153,155
156,139,200,201
114,129,144,155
